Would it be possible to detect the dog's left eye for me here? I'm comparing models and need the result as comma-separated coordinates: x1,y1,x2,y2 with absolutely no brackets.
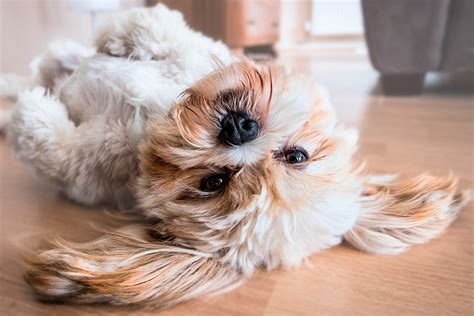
200,174,228,192
285,149,308,164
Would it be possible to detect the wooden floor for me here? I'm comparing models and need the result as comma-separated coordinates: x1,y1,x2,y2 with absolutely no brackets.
0,51,473,316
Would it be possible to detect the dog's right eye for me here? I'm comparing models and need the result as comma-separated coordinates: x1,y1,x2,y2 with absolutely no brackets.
285,149,308,164
200,174,228,192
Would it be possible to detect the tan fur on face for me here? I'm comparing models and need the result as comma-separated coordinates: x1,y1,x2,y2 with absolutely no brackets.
6,4,469,308
22,55,470,307
24,59,470,307
136,60,358,255
147,61,280,168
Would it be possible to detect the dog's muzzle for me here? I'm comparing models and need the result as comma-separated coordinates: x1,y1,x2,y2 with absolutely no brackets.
218,111,259,146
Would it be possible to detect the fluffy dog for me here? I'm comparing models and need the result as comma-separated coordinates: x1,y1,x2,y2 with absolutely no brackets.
3,4,470,308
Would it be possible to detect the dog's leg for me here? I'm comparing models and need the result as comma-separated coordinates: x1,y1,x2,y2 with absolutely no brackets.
94,4,231,66
0,40,94,99
0,40,94,131
7,88,138,205
30,40,95,92
25,225,244,306
344,174,470,254
7,87,75,181
95,4,191,60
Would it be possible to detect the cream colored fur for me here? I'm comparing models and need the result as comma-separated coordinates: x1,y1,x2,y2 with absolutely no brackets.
2,4,470,308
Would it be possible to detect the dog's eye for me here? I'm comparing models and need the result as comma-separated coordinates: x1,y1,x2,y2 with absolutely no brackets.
285,149,308,164
200,174,228,192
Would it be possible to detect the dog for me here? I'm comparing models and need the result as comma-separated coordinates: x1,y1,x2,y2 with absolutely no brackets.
2,4,470,308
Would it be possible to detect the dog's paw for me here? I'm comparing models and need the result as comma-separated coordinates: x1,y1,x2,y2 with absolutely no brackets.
95,4,187,60
14,87,71,131
7,87,74,158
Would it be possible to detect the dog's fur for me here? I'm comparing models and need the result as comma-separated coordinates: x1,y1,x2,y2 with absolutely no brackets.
2,4,470,308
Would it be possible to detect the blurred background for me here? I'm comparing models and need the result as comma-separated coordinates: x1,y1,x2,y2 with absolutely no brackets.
1,0,473,96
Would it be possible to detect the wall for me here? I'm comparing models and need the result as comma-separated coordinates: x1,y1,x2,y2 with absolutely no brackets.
0,0,144,75
279,0,312,45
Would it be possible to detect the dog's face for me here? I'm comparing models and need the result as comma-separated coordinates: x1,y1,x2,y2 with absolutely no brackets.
137,61,361,269
26,61,467,307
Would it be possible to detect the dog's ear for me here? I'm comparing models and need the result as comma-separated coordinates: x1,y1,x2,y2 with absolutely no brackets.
25,225,244,306
345,174,470,254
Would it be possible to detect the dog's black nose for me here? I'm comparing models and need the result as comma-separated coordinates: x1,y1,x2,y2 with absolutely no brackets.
218,111,259,146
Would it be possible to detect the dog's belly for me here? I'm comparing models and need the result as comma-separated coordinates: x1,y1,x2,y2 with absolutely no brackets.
58,54,189,127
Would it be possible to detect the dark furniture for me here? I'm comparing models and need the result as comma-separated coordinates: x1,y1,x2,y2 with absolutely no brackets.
362,0,474,95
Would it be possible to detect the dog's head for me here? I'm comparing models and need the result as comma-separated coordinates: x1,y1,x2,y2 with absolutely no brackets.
136,61,361,270
26,61,468,307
